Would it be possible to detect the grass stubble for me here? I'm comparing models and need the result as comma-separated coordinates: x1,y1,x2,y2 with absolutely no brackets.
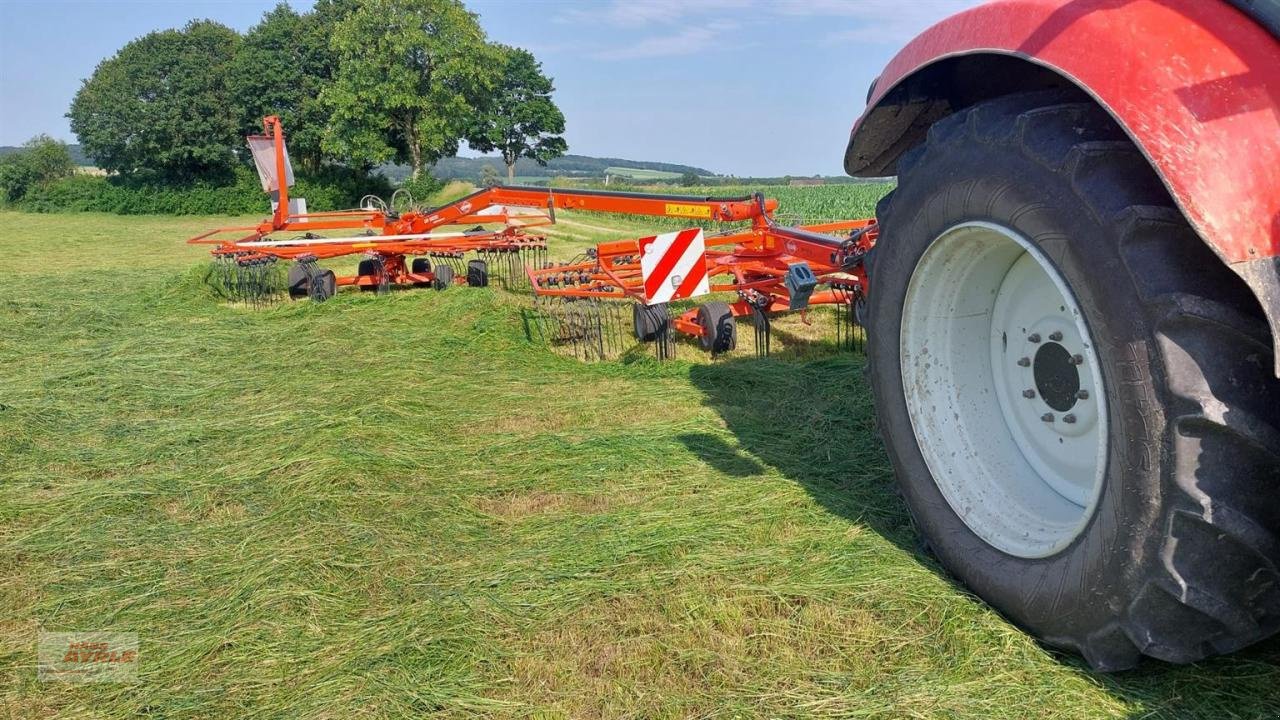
1,185,1278,718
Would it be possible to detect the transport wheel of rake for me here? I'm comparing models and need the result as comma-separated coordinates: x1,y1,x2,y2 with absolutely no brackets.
632,302,669,342
411,257,432,287
432,263,455,290
310,269,336,302
696,301,736,355
467,259,489,288
286,263,310,300
865,90,1280,670
357,259,388,293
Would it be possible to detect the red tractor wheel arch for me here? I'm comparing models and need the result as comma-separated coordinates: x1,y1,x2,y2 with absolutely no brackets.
850,1,1280,669
847,0,1280,368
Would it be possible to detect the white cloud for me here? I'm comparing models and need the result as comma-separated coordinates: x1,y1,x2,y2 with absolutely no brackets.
559,0,752,27
559,0,984,59
590,20,741,60
774,0,985,45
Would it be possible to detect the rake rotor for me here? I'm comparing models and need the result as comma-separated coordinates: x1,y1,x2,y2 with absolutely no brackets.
207,251,285,307
526,216,877,361
527,295,630,361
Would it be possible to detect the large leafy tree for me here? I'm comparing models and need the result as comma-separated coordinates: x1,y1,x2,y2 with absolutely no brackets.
0,135,76,202
467,46,567,183
227,4,338,174
67,20,241,182
322,0,498,179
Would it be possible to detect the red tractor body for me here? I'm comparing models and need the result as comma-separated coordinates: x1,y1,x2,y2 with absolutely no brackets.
846,0,1280,670
848,0,1280,358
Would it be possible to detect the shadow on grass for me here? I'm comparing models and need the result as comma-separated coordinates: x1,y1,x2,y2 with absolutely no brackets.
687,353,1280,719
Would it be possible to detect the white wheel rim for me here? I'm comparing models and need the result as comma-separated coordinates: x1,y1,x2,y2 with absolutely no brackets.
899,222,1107,558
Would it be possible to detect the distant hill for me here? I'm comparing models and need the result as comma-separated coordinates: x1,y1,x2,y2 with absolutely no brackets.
411,154,714,183
1,143,715,182
0,143,91,166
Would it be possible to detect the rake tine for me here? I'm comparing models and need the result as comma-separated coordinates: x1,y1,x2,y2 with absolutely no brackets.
752,305,771,359
655,303,673,361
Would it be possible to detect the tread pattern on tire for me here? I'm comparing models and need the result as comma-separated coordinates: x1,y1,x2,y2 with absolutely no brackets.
872,90,1280,669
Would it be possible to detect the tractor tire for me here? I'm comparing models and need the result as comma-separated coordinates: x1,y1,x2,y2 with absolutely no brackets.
433,264,455,290
697,301,736,354
632,302,669,342
866,90,1280,670
467,259,489,287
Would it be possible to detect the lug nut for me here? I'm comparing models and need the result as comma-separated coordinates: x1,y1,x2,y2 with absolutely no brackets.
1076,389,1089,400
1063,414,1077,424
1028,333,1041,343
1069,354,1084,365
1017,357,1030,367
1022,389,1036,399
1049,331,1063,341
1041,413,1054,422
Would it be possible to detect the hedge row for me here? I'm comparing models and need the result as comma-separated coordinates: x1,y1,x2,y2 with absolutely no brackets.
13,166,403,215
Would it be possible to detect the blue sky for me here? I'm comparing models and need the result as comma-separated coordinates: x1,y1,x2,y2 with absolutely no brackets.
0,0,980,176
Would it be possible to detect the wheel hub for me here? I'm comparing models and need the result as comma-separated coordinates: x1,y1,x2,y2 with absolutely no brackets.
899,222,1108,558
1032,342,1079,412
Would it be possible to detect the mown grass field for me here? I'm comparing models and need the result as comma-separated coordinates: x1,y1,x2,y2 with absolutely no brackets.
3,186,1279,718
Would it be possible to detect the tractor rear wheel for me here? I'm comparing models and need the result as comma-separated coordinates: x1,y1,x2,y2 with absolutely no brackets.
866,91,1280,670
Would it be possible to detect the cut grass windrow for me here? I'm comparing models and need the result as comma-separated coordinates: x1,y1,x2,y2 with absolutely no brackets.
1,198,1278,718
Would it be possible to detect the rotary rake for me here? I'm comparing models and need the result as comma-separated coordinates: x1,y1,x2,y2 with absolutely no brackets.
189,116,553,304
526,193,877,360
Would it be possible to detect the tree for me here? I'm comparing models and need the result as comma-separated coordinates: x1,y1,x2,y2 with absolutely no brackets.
479,163,500,187
680,171,699,187
67,20,242,182
322,0,499,179
228,4,337,174
467,46,567,183
0,135,76,202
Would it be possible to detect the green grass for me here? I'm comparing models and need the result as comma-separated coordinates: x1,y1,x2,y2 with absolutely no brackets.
1,207,1279,719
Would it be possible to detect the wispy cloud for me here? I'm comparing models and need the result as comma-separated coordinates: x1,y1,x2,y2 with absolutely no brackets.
558,0,982,59
773,0,984,45
590,21,741,60
559,0,752,28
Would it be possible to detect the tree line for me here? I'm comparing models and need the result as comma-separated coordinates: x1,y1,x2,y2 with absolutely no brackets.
66,0,567,188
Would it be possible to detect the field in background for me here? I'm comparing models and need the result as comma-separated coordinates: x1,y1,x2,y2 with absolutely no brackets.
3,186,1280,718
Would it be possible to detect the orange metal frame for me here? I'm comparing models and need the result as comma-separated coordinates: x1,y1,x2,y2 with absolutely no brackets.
528,201,878,340
191,117,797,291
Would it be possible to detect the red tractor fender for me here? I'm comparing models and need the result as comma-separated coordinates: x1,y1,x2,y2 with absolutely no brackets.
847,0,1280,351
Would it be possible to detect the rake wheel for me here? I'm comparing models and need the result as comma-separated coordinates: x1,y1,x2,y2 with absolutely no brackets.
357,258,390,294
632,302,669,342
697,301,736,355
467,259,489,288
411,257,432,287
433,264,455,290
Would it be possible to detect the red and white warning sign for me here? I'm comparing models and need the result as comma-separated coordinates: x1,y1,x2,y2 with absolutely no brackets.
638,228,710,305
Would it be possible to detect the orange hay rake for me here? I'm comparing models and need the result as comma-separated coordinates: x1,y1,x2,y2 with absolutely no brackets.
189,116,556,303
190,117,878,361
526,194,877,359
